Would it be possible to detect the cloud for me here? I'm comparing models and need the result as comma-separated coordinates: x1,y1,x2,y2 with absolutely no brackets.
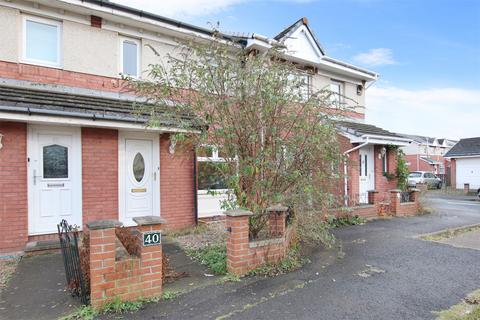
353,48,396,67
366,86,480,139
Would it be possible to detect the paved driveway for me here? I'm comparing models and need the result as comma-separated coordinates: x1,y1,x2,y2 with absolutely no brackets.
112,193,480,320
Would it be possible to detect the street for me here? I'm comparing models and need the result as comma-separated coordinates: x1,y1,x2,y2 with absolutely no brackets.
110,193,480,320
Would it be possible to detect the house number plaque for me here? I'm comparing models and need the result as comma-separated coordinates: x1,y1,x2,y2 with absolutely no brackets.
143,231,161,246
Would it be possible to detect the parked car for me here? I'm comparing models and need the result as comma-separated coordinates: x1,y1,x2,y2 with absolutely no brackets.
407,171,442,189
477,188,480,199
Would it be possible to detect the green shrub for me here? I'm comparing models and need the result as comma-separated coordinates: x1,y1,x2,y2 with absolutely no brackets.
186,244,227,275
327,214,365,228
297,212,335,248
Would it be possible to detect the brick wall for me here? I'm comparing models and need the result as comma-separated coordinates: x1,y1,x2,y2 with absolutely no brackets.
225,207,296,275
450,159,456,188
160,134,195,229
82,128,118,226
88,219,163,308
0,122,28,253
389,190,419,216
0,60,124,93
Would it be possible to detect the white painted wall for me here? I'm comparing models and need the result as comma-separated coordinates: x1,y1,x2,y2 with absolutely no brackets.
456,157,480,189
63,20,119,77
197,191,228,218
0,6,20,63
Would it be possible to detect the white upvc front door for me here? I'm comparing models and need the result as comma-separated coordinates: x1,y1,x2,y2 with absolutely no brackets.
28,125,82,234
119,132,160,226
358,145,375,204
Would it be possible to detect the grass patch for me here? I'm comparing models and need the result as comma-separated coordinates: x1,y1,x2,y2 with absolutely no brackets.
435,289,480,320
422,224,480,241
186,244,227,275
59,293,179,320
248,245,308,277
162,290,181,300
217,273,241,284
326,215,366,228
0,257,19,293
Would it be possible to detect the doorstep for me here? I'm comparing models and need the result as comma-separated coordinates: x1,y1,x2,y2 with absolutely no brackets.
24,239,61,256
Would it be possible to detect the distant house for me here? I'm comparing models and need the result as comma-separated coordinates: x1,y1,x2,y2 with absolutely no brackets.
400,134,457,184
445,137,480,192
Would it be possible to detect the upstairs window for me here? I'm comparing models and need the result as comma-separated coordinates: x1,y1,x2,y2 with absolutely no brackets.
120,37,140,77
23,16,62,67
330,80,344,105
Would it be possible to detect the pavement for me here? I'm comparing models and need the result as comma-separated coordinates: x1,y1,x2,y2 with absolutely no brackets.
1,192,479,320
0,253,81,320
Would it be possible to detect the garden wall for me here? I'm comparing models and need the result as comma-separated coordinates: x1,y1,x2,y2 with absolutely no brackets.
225,206,296,275
87,217,164,308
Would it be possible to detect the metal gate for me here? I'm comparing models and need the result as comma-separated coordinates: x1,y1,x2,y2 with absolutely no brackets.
57,219,89,304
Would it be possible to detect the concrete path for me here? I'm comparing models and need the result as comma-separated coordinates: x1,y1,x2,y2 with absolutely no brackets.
101,193,480,320
437,229,480,250
0,253,80,320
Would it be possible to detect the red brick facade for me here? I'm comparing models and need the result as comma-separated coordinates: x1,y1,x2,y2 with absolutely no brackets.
82,128,119,226
0,60,124,93
374,146,398,200
0,122,28,252
0,126,196,253
160,135,195,229
451,159,456,188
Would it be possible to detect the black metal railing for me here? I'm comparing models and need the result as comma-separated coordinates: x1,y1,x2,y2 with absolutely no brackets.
400,191,412,203
57,219,89,304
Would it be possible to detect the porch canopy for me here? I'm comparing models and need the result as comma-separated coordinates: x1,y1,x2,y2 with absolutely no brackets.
0,84,200,133
337,120,412,149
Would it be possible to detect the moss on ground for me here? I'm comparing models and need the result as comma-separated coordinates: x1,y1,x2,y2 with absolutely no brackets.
421,225,480,242
435,289,480,320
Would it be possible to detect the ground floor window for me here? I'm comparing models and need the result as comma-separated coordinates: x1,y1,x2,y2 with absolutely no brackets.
197,146,228,192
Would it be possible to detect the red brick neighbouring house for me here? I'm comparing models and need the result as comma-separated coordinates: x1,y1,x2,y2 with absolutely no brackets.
336,121,412,206
400,135,457,185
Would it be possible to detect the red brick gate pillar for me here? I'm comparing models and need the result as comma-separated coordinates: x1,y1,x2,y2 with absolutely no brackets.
266,205,288,237
410,188,420,212
87,219,123,308
389,189,402,215
225,209,253,275
367,190,380,215
132,216,165,299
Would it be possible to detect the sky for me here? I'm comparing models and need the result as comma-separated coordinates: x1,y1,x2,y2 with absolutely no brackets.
116,0,480,139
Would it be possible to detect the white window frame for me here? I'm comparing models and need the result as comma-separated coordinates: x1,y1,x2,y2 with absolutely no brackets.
22,15,62,68
197,146,229,195
119,36,141,78
330,80,344,104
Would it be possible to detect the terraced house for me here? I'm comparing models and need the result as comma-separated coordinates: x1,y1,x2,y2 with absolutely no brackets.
0,0,410,254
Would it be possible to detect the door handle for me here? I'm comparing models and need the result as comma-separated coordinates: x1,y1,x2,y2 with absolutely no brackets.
33,169,42,185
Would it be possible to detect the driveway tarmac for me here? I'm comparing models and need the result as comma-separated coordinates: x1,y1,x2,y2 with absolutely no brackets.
111,193,480,320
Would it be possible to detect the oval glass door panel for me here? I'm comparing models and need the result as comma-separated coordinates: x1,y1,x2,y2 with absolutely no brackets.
133,152,145,182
